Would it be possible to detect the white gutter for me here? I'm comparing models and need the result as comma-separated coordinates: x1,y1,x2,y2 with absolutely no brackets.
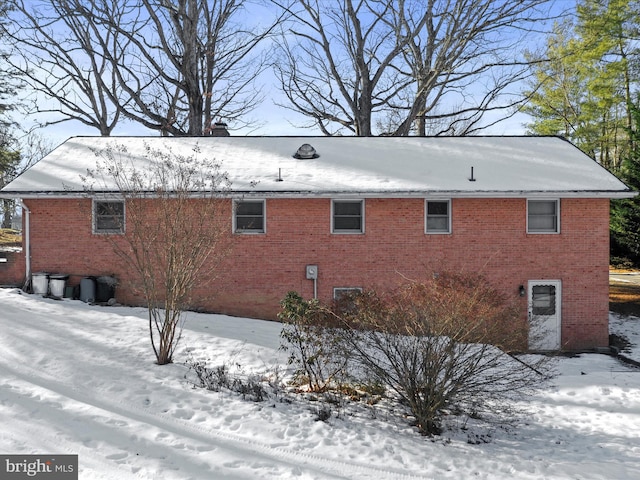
4,189,638,200
19,201,30,290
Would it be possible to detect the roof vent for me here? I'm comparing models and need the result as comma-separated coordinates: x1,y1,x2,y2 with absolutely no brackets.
294,143,319,159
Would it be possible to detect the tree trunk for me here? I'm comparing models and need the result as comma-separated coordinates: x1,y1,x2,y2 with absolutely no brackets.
1,199,13,229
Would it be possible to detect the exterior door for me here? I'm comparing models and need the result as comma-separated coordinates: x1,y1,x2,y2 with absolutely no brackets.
528,280,562,351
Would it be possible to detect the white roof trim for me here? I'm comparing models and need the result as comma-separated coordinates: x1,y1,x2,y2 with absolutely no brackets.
5,190,636,200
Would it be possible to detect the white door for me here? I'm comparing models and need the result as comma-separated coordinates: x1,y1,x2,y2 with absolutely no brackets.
528,280,561,351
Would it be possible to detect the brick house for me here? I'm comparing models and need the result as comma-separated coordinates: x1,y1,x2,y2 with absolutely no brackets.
0,136,634,351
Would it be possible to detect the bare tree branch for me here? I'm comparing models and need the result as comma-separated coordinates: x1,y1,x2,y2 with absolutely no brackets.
271,0,565,136
4,0,280,136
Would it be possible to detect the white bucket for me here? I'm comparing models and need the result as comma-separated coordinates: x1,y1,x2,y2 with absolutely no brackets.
49,275,68,297
32,273,49,295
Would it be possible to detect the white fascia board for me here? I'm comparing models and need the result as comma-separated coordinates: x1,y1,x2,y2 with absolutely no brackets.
5,189,637,201
233,190,638,200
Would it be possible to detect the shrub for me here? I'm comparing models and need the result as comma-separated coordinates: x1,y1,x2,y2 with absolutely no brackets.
279,273,553,436
278,291,349,392
185,359,270,402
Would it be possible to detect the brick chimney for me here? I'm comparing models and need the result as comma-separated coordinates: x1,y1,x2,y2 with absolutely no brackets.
210,122,230,136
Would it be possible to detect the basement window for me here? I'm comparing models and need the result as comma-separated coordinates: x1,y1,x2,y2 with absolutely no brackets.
332,200,364,234
93,200,125,234
527,199,559,234
333,287,363,301
333,287,363,313
234,200,265,233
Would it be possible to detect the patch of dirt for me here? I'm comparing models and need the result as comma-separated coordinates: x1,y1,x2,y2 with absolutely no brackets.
0,229,22,247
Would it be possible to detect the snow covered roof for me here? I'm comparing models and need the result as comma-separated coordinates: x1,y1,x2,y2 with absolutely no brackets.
1,136,635,198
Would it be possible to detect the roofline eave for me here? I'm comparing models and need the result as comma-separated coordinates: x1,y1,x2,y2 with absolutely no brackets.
2,189,637,200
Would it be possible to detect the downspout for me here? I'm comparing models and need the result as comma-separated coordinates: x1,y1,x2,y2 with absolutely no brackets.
19,200,30,290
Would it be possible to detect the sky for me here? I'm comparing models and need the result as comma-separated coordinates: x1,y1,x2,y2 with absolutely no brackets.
31,106,533,146
9,0,567,148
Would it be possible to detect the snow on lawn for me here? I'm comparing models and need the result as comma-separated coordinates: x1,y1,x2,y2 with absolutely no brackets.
610,312,640,363
0,288,639,479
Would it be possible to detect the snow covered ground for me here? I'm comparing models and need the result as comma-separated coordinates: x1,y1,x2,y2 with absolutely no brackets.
0,288,639,479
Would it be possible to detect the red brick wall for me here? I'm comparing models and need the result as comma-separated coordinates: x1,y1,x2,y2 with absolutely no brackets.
0,249,25,286
20,196,611,351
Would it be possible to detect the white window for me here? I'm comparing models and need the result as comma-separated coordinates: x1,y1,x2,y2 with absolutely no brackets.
234,200,265,233
425,200,451,234
528,199,559,233
332,200,364,233
93,200,125,234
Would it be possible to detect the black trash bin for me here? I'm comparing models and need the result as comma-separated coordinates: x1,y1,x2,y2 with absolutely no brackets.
96,276,117,303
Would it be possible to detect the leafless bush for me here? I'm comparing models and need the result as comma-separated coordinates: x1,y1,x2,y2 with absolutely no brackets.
280,273,553,436
185,358,270,402
187,360,232,391
340,274,552,435
84,142,231,365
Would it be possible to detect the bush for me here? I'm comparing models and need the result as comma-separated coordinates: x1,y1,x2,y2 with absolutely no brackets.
278,291,349,392
279,273,553,436
185,359,270,402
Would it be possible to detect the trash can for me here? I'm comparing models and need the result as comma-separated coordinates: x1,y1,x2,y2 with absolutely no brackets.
96,276,117,302
80,277,96,303
49,274,69,298
32,273,49,295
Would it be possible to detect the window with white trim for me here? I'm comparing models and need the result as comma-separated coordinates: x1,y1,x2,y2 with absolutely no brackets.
527,199,559,233
332,200,364,233
93,200,125,234
234,200,265,233
425,200,451,234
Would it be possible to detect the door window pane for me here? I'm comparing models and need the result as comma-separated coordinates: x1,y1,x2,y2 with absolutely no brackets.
532,285,556,315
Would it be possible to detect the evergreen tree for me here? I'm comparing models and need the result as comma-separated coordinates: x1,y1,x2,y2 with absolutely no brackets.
523,19,591,143
523,0,639,174
611,104,640,266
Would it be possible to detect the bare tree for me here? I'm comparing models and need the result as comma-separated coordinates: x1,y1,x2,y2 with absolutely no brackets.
271,0,561,136
4,0,279,136
84,142,232,364
391,0,558,136
272,0,417,136
1,132,55,228
2,0,123,135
